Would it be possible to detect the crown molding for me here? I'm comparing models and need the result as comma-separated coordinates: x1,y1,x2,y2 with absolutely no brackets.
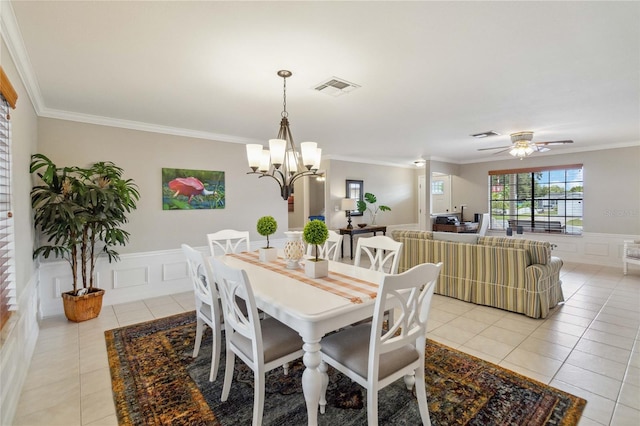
39,106,262,144
1,1,45,114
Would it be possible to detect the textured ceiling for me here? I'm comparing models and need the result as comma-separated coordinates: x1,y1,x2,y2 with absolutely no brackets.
6,0,640,165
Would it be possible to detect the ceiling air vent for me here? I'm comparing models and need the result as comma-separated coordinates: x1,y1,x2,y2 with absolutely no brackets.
314,77,360,97
471,131,500,138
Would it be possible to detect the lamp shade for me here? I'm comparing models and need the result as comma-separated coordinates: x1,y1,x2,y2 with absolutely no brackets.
246,144,263,170
269,139,286,167
341,198,358,211
300,141,318,168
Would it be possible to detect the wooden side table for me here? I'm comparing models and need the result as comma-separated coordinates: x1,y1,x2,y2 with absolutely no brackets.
339,225,388,259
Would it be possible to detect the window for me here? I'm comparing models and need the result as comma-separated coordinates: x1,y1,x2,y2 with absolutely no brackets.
489,164,583,235
431,180,444,195
1,67,17,331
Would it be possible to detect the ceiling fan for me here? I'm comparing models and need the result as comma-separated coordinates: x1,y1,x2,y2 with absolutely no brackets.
478,131,573,158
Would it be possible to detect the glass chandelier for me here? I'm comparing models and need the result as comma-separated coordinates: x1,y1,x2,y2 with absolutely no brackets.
246,70,321,200
509,140,535,158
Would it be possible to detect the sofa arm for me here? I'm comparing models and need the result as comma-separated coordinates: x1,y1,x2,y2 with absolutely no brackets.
524,257,564,318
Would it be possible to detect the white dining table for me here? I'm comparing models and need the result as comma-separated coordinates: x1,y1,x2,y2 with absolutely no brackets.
218,253,385,426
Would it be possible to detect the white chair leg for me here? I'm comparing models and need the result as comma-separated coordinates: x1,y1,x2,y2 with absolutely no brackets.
319,360,329,414
221,349,235,402
209,325,222,382
415,367,431,426
253,370,265,426
366,387,379,426
404,372,416,391
283,362,290,376
193,317,204,357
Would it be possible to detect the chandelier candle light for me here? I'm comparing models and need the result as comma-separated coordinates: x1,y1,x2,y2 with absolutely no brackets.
246,70,322,200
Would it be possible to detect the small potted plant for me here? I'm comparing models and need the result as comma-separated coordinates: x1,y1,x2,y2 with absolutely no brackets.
303,219,329,278
357,192,391,225
256,215,278,262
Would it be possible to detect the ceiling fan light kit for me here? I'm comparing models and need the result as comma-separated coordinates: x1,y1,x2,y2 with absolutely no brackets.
477,131,573,159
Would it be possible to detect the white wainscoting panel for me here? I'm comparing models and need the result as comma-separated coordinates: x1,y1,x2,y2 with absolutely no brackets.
0,273,39,426
163,261,189,281
38,248,198,318
36,232,636,318
113,266,150,289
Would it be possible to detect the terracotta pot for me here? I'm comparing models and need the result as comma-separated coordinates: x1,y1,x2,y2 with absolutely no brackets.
62,288,105,322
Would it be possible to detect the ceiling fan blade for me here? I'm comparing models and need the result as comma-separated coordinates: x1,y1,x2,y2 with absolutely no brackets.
477,145,513,151
534,140,574,146
493,147,512,155
534,146,550,153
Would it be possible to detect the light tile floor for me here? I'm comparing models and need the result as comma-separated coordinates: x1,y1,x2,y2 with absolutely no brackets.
13,261,640,425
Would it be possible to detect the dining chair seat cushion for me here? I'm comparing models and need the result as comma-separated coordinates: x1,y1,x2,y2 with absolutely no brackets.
321,323,419,380
230,317,303,363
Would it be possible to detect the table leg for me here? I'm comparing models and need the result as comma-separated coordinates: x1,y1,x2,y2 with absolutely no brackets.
341,239,344,258
302,338,323,426
350,235,354,259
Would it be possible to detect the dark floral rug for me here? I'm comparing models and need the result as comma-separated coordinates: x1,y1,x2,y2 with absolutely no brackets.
105,312,585,425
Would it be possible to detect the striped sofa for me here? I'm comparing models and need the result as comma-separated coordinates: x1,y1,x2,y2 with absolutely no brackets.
391,230,564,319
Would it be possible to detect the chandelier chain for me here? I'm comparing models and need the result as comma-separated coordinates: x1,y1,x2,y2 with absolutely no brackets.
281,75,288,118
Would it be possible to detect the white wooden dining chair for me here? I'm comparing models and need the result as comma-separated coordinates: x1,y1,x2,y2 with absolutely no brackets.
477,213,490,236
211,257,304,426
354,235,403,274
181,244,222,382
207,229,251,256
319,262,442,426
306,229,343,261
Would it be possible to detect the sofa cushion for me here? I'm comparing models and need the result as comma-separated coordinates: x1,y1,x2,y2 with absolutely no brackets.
433,232,479,244
478,236,551,265
391,230,433,240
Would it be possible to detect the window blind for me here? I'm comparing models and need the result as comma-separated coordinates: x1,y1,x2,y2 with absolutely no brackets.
0,96,16,330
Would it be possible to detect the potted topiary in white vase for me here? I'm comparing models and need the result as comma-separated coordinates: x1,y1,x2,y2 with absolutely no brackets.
257,215,278,262
303,219,329,278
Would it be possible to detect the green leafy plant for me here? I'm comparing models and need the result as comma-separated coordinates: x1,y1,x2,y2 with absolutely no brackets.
256,215,277,248
303,220,329,261
357,192,391,225
30,153,140,295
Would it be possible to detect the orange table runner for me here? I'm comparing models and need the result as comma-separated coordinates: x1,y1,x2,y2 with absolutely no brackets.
228,252,378,304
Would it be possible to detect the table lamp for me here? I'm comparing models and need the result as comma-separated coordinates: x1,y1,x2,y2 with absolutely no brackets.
341,198,358,229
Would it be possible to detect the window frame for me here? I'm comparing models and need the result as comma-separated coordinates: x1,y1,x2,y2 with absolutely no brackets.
488,164,583,235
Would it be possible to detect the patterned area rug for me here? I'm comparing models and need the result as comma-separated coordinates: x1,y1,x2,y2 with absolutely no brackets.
105,312,585,425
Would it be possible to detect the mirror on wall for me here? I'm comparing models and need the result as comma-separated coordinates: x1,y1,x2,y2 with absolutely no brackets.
345,179,364,216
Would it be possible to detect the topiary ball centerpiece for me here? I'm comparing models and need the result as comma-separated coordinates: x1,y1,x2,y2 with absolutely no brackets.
303,220,329,262
256,215,277,249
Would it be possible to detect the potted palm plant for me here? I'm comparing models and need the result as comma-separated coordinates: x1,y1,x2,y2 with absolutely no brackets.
303,219,329,278
30,153,140,322
256,215,278,262
357,192,391,225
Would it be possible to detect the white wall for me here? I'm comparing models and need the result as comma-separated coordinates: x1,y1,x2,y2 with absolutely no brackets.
36,118,290,253
455,147,640,235
324,159,416,230
454,147,640,265
0,38,40,426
